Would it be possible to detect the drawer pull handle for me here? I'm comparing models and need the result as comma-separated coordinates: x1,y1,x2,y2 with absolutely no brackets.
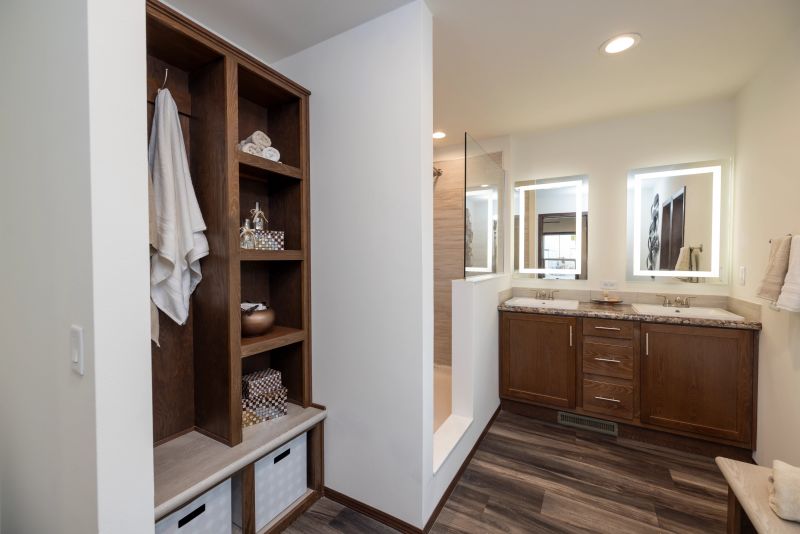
595,326,621,331
594,396,621,403
569,325,573,347
275,449,291,464
178,504,206,528
594,357,621,363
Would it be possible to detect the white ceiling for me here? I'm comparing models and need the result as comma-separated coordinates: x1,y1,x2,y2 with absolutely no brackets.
429,0,800,141
164,0,413,63
165,0,800,143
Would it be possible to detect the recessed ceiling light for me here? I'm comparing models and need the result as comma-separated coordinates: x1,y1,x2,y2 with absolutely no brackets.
481,184,489,188
601,33,641,55
432,131,447,139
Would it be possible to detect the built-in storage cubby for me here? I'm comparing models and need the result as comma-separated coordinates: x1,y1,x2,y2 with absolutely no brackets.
239,173,302,251
147,2,319,532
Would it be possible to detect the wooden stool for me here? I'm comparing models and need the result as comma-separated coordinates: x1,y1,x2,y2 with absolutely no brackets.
717,457,800,534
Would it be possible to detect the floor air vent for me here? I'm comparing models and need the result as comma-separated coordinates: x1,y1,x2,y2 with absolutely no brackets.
557,412,618,436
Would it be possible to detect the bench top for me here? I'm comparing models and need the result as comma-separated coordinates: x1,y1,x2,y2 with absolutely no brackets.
716,457,800,534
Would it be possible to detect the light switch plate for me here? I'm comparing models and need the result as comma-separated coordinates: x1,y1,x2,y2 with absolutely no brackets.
601,280,618,290
739,266,747,286
70,325,85,376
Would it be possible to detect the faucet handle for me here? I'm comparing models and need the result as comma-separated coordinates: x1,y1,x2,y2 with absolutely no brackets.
656,294,672,307
684,296,697,308
549,289,559,301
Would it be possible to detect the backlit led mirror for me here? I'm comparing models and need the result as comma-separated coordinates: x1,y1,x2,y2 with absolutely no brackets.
514,176,588,279
628,161,729,280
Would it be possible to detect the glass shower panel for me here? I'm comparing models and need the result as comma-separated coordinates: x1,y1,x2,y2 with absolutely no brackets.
464,133,504,277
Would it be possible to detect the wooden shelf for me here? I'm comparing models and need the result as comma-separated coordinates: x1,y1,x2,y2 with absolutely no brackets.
154,404,326,521
241,326,305,357
240,249,303,262
238,150,302,181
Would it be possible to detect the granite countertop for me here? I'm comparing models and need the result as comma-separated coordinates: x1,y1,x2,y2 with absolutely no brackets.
498,301,762,331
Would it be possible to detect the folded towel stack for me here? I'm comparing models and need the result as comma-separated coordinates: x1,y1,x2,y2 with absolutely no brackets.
237,130,281,163
769,460,800,522
758,235,793,303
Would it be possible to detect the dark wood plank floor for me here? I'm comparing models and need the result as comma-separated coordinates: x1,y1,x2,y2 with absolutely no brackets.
286,410,729,533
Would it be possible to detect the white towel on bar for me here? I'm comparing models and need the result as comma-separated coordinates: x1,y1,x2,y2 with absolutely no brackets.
777,236,800,312
674,246,690,271
769,460,800,522
759,235,792,302
149,89,209,326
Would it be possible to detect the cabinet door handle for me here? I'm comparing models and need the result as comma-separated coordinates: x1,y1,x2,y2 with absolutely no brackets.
594,396,620,403
594,357,621,363
595,326,621,331
569,325,573,347
645,332,649,356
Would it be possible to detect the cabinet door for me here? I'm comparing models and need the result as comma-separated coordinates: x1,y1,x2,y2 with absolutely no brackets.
640,323,754,443
500,313,576,408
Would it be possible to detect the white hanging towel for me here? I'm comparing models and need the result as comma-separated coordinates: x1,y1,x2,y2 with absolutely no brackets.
149,89,209,326
777,236,800,312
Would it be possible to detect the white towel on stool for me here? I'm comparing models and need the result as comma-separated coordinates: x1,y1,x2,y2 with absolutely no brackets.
777,236,800,312
149,89,209,325
769,460,800,522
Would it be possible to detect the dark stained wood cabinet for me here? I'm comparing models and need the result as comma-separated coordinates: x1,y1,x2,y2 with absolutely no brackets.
500,313,576,408
500,311,758,451
640,323,756,445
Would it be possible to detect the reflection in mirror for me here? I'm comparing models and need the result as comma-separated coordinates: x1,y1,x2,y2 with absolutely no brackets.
631,162,722,279
465,133,504,276
465,187,498,273
514,177,588,279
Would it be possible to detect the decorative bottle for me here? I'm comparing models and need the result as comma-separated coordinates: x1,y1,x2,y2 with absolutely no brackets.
251,202,268,250
240,219,255,250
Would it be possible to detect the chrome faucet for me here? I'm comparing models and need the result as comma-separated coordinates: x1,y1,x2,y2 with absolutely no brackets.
673,296,696,308
535,289,558,300
657,295,696,308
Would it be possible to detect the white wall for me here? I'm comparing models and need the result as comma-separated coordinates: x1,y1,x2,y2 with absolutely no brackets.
274,2,434,527
0,1,153,532
506,98,736,293
424,274,509,520
732,28,800,466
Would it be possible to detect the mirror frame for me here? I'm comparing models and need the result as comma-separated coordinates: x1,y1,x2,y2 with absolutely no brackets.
516,179,583,276
630,161,723,278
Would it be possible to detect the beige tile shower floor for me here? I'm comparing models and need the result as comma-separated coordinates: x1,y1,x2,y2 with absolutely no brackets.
434,364,452,431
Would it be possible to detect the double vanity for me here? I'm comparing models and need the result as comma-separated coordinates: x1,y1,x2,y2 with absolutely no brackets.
499,297,761,454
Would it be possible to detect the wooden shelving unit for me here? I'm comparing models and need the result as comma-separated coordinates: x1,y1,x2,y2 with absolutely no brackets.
239,249,303,261
241,326,305,357
146,2,319,532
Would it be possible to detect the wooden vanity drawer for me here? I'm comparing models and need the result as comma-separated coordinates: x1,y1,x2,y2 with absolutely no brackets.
582,340,633,379
583,379,633,419
583,318,634,339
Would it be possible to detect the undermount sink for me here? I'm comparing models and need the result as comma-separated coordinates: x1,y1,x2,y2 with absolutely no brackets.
504,297,580,310
631,303,744,321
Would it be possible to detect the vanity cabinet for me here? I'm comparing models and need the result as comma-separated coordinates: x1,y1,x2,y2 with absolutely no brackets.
640,323,755,444
500,313,576,409
499,310,758,450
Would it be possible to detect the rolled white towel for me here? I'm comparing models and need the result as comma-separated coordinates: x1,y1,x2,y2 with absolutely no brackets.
238,142,262,157
262,146,280,162
243,130,271,148
769,460,800,522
